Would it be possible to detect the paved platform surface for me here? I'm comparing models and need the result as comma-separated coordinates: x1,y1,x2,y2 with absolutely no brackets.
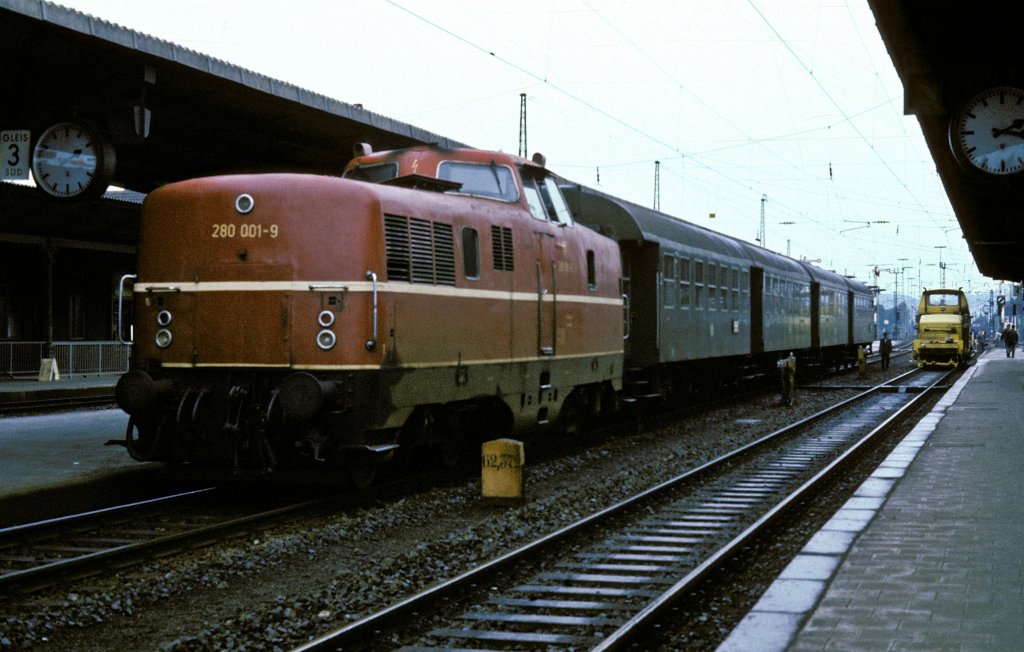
721,347,1024,651
0,406,140,499
0,374,117,402
0,376,148,517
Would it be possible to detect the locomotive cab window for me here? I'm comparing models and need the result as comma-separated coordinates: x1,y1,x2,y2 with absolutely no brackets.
522,178,549,221
521,172,574,225
438,161,519,202
540,176,573,225
927,292,958,307
342,162,399,183
587,250,596,290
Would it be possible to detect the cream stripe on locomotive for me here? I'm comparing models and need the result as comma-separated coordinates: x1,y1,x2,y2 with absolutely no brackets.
134,280,624,306
160,348,624,370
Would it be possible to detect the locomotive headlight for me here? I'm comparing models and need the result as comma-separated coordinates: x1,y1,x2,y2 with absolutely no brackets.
156,309,173,327
317,310,335,328
316,329,336,350
235,193,255,214
155,328,174,349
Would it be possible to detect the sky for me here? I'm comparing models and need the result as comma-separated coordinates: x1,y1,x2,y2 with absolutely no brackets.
57,0,1005,303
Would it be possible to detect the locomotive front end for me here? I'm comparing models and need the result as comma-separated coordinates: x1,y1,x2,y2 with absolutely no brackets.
116,174,392,480
913,314,966,367
912,288,972,368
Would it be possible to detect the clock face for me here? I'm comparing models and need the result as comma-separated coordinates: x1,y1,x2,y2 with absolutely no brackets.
951,87,1024,176
31,121,115,199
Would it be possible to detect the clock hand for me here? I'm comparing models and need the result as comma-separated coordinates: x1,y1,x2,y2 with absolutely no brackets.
991,118,1024,138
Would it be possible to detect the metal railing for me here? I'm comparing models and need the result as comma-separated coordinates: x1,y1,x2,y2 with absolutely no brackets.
0,341,131,379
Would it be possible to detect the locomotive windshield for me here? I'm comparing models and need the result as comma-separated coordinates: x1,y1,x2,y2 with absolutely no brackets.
342,162,398,183
926,291,959,307
438,161,519,202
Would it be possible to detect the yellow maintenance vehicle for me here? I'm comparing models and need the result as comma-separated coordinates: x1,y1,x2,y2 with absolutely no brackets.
912,288,972,368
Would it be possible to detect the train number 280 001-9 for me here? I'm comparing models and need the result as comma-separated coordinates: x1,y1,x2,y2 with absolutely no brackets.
211,223,279,238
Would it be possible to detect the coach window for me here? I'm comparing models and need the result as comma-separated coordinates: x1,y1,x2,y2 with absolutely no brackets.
587,250,596,290
462,227,481,279
678,258,690,308
730,268,740,311
707,264,718,311
741,270,750,311
719,269,728,310
662,255,676,307
694,261,704,309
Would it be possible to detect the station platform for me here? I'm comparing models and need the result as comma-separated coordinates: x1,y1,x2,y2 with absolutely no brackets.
721,346,1024,650
0,374,117,405
0,375,142,523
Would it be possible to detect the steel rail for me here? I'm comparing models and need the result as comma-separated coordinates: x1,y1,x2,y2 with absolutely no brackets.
0,487,217,537
0,487,327,593
0,394,116,415
593,366,954,650
292,367,936,652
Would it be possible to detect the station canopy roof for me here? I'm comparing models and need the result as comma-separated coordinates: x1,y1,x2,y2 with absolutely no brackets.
870,0,1024,282
0,0,465,246
3,0,1023,282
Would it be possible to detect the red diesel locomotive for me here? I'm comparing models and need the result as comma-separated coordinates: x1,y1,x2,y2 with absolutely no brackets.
114,145,625,484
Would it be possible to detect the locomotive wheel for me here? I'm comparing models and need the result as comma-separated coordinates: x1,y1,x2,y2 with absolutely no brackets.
557,390,588,438
438,431,467,469
125,415,169,462
347,463,377,490
435,409,468,469
401,406,466,470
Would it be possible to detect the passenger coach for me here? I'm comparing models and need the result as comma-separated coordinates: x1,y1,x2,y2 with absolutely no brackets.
565,183,874,398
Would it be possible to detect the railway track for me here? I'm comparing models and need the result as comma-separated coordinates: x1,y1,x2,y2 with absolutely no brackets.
0,485,329,593
0,393,116,415
294,366,953,651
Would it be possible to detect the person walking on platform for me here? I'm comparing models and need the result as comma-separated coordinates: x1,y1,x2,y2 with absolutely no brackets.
880,332,893,370
1005,324,1018,358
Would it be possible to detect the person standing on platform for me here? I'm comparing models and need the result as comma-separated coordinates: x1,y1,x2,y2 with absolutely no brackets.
880,332,893,371
1005,324,1018,358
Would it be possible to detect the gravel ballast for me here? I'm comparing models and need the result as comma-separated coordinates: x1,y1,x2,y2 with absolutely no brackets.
1,361,912,651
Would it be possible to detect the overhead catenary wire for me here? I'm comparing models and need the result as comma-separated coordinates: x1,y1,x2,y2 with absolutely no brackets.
381,0,975,288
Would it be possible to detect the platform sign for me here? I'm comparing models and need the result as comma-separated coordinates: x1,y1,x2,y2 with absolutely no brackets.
2,130,31,180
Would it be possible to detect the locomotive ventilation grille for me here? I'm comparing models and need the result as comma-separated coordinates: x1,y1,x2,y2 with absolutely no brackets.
384,214,456,285
491,225,515,271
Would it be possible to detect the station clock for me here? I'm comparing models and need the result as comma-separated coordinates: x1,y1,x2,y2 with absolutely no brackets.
949,86,1024,176
30,121,116,200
